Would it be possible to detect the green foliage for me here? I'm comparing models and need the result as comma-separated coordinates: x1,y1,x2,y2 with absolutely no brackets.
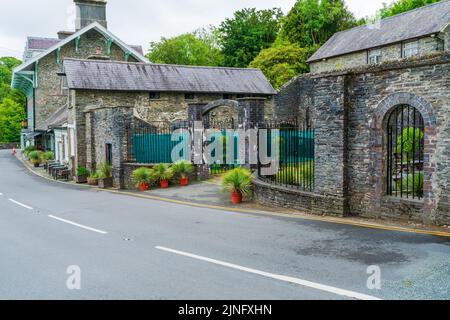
378,0,442,18
41,151,55,163
146,31,224,66
28,150,42,164
396,127,424,160
23,145,36,157
89,172,99,179
275,162,315,185
131,167,155,187
396,172,424,197
171,160,194,179
222,167,253,195
279,0,358,47
152,163,174,182
250,41,319,89
218,8,283,67
77,166,90,177
97,163,113,179
0,97,25,143
0,56,25,143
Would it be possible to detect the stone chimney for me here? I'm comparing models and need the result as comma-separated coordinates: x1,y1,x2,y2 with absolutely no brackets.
57,31,75,40
75,0,107,31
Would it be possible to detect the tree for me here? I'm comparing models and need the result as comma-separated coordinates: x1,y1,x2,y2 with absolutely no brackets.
250,42,319,89
378,0,443,18
0,98,25,142
218,8,283,68
0,57,25,143
279,0,357,48
146,31,224,66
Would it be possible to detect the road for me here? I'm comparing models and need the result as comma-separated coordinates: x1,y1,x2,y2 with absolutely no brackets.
0,150,449,300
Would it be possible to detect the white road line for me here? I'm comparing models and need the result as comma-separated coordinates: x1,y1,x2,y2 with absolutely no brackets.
47,215,108,234
155,246,382,301
8,198,33,210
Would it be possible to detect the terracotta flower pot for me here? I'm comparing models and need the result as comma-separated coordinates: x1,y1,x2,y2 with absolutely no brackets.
139,183,149,192
231,191,242,204
180,177,189,186
160,179,169,189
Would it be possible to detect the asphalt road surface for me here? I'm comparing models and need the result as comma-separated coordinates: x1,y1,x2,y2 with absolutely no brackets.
0,150,449,300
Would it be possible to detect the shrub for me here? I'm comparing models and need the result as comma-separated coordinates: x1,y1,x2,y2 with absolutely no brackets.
171,160,194,179
23,145,37,157
222,167,252,195
153,163,174,182
28,150,42,164
275,161,315,186
396,172,424,197
42,151,55,162
97,163,113,179
131,167,155,188
77,166,90,177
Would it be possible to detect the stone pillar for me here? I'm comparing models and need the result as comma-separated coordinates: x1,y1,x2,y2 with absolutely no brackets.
237,97,265,129
312,75,349,216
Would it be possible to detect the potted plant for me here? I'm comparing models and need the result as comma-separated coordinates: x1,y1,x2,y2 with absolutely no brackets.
171,160,194,186
42,151,55,169
222,167,252,204
153,163,173,188
28,150,42,167
97,162,113,189
75,166,90,184
131,167,154,192
87,172,99,186
23,145,37,160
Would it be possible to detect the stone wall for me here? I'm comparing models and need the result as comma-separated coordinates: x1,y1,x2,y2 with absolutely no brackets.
32,29,139,131
310,36,444,74
268,54,450,225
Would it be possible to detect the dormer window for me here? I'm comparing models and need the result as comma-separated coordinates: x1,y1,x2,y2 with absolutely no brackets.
368,49,382,65
403,41,419,58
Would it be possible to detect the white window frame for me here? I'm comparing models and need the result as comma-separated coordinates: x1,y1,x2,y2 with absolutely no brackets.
368,49,382,65
403,40,419,58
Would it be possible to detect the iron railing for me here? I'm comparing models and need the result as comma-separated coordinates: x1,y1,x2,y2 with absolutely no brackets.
386,105,424,199
257,119,315,191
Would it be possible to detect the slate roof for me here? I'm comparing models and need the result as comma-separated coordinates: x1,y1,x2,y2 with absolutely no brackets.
38,105,68,130
308,0,450,62
62,59,277,95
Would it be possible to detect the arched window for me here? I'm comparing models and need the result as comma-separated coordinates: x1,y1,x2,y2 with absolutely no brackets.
386,105,424,199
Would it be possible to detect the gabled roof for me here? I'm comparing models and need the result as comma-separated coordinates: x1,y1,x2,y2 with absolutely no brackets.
63,59,277,95
25,36,143,55
308,0,450,62
13,22,148,74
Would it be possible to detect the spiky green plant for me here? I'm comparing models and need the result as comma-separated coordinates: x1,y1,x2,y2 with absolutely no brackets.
97,163,113,179
171,160,194,179
153,163,174,182
131,167,155,188
222,167,252,195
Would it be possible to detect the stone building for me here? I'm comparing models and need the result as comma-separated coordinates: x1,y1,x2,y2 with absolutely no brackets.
11,0,147,162
308,1,450,73
61,59,276,186
254,1,450,225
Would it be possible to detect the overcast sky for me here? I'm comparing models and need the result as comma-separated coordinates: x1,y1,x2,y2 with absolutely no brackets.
0,0,390,59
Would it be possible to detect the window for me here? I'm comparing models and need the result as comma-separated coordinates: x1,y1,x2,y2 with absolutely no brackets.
60,76,69,95
386,105,424,199
105,143,112,165
149,92,161,100
402,41,419,58
185,93,195,100
368,49,382,65
223,94,233,100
